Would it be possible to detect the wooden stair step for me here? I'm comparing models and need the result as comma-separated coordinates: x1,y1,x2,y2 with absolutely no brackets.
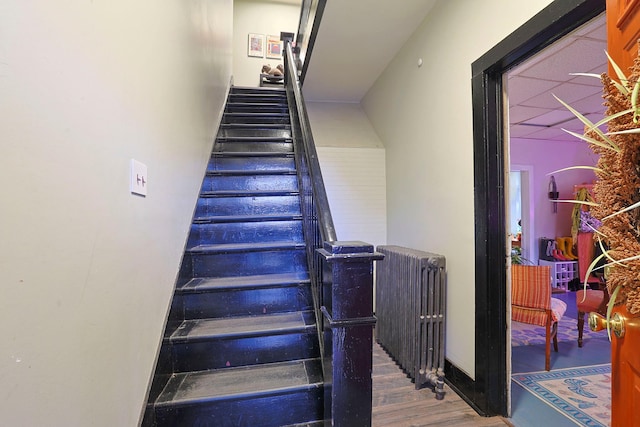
188,241,305,254
179,272,310,293
155,358,322,408
169,311,314,342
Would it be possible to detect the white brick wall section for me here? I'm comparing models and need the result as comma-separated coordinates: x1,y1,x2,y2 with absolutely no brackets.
316,147,387,248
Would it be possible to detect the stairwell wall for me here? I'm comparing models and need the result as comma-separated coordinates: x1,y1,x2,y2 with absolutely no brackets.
233,0,302,87
0,1,232,426
307,102,387,251
361,0,555,378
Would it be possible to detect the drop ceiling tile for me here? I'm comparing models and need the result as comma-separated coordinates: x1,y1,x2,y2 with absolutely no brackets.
523,109,576,127
507,76,560,105
508,105,552,123
557,117,586,135
520,126,577,142
570,92,606,115
518,39,608,82
522,82,599,109
509,124,543,139
572,13,606,39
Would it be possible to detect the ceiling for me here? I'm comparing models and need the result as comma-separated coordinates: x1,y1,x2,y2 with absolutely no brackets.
507,14,607,142
301,0,438,102
300,2,607,144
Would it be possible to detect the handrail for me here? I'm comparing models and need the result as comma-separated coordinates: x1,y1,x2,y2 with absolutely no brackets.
284,41,336,243
293,0,327,84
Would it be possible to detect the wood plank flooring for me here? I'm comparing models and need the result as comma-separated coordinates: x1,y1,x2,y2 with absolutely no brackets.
372,342,509,427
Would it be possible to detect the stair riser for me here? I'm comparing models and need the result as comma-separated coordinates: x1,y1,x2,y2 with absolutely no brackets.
154,387,323,427
195,195,301,217
170,332,319,372
215,141,293,153
187,220,303,247
223,115,289,125
191,249,308,278
208,156,295,172
228,88,287,98
228,94,287,104
218,128,291,139
179,285,313,319
226,104,288,114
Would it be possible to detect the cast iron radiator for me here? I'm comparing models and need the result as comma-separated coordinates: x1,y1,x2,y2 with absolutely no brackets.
375,245,446,399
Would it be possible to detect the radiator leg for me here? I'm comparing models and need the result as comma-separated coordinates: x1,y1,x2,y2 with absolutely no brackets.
435,368,445,400
425,369,446,400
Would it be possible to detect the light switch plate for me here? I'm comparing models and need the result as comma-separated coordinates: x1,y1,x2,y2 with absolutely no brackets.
130,159,148,196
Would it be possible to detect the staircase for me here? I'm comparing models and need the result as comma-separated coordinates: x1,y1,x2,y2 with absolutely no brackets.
142,86,324,427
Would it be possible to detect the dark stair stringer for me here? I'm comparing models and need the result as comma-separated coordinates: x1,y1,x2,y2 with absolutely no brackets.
142,86,324,427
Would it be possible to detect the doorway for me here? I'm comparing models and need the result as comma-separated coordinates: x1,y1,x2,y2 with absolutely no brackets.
470,0,606,417
504,13,611,423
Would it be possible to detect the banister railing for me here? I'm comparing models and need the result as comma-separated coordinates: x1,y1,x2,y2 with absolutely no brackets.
283,40,383,427
293,0,327,84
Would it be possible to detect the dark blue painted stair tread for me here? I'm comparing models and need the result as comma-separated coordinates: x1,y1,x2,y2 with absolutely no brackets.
193,213,302,224
224,112,288,117
212,151,293,157
188,241,305,253
155,359,322,407
180,272,310,292
227,102,287,108
216,136,292,142
206,169,295,176
218,129,291,139
214,143,293,154
200,189,299,197
170,311,314,342
208,156,295,172
222,123,291,129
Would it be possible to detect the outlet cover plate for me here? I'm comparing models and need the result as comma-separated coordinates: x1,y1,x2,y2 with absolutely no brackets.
130,159,148,196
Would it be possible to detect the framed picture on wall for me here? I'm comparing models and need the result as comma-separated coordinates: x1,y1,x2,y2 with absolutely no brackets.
266,35,282,59
248,33,264,57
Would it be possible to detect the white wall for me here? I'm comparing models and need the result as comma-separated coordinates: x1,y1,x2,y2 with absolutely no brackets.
307,102,387,249
362,0,555,378
510,138,598,261
233,0,301,87
0,1,233,426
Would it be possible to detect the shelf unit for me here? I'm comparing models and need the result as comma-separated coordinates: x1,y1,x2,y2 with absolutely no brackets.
538,259,578,291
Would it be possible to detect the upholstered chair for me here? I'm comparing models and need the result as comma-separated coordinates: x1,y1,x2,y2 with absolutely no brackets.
512,265,567,371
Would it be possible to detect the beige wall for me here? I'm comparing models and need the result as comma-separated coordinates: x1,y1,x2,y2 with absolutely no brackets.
362,0,555,377
233,0,301,87
0,1,233,425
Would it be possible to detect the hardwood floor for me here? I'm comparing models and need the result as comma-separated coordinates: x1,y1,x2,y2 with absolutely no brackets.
372,342,508,427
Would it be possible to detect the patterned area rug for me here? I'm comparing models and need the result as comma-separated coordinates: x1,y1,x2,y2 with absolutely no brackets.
512,315,608,347
513,364,611,427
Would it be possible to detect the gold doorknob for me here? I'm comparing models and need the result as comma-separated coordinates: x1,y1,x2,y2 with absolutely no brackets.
588,312,625,338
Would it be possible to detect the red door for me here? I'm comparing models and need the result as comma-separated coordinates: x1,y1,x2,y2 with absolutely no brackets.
606,2,640,425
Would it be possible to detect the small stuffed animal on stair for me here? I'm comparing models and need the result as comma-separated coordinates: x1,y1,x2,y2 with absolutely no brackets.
261,64,284,77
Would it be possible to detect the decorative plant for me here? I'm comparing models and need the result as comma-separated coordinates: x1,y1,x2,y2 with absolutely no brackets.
511,246,533,265
553,47,640,318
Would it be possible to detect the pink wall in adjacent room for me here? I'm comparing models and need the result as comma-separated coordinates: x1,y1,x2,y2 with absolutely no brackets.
510,138,598,262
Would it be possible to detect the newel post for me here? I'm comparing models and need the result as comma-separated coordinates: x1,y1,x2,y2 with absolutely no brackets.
318,241,384,427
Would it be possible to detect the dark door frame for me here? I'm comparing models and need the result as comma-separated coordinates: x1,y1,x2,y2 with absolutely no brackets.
450,0,605,416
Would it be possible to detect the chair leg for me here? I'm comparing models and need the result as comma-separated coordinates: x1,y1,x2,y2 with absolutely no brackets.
577,310,585,348
545,321,551,371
